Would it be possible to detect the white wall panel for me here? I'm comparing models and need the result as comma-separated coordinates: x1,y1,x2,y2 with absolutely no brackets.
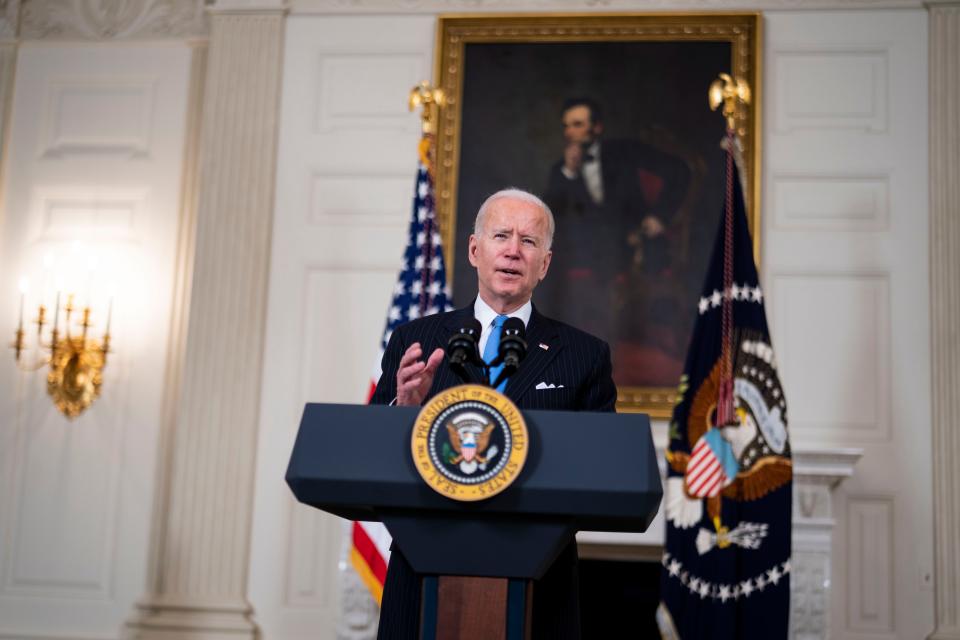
772,175,889,231
764,11,931,640
32,188,145,242
0,42,191,638
316,53,426,133
847,497,895,633
772,272,890,441
40,79,154,157
310,173,412,225
772,49,888,133
8,412,120,597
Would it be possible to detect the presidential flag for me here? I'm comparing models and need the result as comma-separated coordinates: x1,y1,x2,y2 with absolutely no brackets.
657,135,792,639
350,137,453,605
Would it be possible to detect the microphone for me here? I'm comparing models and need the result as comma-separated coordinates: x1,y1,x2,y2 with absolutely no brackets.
491,317,527,388
446,318,483,384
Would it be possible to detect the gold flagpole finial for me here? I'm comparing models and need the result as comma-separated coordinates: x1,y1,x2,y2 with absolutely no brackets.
409,81,445,136
709,73,751,134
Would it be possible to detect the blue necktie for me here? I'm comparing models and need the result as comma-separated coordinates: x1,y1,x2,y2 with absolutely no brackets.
483,315,509,392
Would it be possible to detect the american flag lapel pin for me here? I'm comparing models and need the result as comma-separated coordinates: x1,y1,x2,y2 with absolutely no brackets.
539,343,549,351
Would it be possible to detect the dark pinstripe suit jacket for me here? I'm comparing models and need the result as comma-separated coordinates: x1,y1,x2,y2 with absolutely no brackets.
371,302,617,640
370,303,617,411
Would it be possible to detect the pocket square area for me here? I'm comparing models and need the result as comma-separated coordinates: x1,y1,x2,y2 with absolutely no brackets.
535,381,564,390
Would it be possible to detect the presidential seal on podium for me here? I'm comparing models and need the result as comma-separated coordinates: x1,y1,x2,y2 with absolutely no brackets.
411,384,528,501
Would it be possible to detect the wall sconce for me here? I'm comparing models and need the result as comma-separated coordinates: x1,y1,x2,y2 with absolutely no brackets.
11,272,113,419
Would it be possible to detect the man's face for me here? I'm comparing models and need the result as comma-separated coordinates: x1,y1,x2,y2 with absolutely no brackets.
562,105,603,146
468,197,553,312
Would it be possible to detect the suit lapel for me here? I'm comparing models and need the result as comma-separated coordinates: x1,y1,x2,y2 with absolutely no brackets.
505,306,563,402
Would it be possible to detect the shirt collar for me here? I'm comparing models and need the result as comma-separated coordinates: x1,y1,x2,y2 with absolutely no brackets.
474,295,532,328
586,140,601,160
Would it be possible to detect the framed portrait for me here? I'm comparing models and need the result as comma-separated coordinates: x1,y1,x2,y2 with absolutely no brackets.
433,13,761,417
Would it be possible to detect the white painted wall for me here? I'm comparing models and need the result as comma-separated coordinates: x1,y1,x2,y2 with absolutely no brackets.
0,42,192,638
764,11,933,640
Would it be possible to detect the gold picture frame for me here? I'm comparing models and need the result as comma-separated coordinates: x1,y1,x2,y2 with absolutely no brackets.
433,13,762,417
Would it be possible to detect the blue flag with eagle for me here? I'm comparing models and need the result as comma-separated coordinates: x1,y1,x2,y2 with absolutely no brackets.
657,135,792,639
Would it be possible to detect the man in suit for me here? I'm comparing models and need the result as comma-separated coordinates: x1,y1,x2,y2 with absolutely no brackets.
371,188,617,640
541,98,691,341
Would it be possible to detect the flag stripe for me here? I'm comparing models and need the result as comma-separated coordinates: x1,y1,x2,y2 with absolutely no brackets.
350,547,384,605
688,442,710,467
689,463,722,496
352,521,389,584
698,470,725,497
689,461,720,493
687,455,720,487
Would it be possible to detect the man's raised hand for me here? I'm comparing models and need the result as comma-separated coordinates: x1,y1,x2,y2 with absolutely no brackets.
396,342,445,406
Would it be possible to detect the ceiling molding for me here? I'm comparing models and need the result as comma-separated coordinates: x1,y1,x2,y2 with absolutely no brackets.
289,0,930,12
19,0,210,41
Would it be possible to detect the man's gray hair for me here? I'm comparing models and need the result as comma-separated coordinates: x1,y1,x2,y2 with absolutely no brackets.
473,188,555,250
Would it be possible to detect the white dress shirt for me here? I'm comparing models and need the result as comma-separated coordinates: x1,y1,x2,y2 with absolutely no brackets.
474,295,532,358
560,140,604,205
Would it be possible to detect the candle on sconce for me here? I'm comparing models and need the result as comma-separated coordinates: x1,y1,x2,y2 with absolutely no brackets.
17,276,27,331
53,291,60,335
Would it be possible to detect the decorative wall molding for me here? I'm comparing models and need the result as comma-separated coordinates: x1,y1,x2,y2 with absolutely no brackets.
19,0,209,41
771,48,889,134
39,78,155,158
126,9,285,639
771,272,892,442
0,44,15,176
771,174,890,232
0,1,19,39
30,187,145,244
0,633,117,640
283,504,338,607
309,172,412,225
790,446,862,640
314,52,425,134
131,40,207,639
2,407,125,601
289,0,937,12
929,4,960,639
846,497,895,633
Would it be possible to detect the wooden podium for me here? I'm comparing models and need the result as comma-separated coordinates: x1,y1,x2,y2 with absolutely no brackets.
286,402,662,639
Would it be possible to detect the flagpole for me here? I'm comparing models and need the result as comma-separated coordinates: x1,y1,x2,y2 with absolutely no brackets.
709,74,752,429
410,82,446,316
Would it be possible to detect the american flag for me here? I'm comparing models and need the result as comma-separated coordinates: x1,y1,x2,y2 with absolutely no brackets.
351,155,453,605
